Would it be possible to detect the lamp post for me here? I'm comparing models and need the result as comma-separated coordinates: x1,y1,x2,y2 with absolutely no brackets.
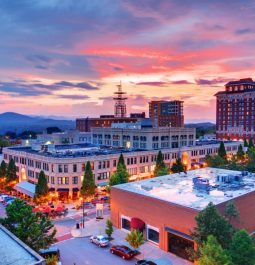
82,196,85,228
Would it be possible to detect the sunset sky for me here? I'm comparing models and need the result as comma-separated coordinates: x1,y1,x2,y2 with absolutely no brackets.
0,0,255,122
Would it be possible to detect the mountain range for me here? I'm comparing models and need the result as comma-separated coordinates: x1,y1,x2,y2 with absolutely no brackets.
0,112,75,134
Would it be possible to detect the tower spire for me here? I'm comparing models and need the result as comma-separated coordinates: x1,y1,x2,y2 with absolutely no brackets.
113,81,127,118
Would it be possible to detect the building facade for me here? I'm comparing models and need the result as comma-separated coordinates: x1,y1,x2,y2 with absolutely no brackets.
3,141,240,200
215,78,255,140
111,168,255,261
91,125,195,150
149,100,184,128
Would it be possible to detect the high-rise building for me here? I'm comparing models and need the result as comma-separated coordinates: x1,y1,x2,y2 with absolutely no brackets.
149,100,184,128
215,78,255,140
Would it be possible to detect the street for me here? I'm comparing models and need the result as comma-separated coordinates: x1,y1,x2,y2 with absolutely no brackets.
55,237,136,265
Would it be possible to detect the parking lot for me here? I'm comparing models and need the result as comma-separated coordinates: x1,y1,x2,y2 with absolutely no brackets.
55,237,136,265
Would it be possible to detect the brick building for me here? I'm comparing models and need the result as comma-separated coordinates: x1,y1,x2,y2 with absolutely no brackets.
215,78,255,140
111,168,255,261
149,100,184,128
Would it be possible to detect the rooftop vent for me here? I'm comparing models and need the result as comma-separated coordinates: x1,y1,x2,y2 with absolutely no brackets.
193,177,210,191
141,185,152,191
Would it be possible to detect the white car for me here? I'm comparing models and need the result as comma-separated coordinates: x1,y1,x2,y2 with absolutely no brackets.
0,195,9,203
90,235,110,247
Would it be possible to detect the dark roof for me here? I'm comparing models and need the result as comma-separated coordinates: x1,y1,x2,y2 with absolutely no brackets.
215,88,255,96
225,78,255,86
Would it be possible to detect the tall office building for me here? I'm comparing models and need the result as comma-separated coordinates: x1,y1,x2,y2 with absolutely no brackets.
215,78,255,140
149,100,184,128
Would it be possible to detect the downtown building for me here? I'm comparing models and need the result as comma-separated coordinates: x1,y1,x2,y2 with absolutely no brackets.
111,168,255,261
215,78,255,140
149,100,184,128
3,139,240,201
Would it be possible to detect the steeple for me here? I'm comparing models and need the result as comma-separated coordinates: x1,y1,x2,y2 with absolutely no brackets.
113,81,127,118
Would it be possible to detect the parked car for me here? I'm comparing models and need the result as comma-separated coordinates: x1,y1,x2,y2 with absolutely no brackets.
6,199,15,206
3,196,15,205
136,260,157,265
39,247,61,262
0,195,8,203
110,245,136,260
90,235,109,247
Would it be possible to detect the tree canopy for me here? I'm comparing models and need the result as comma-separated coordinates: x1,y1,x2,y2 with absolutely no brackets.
224,201,240,222
198,235,232,265
0,160,7,179
109,154,129,186
236,144,245,160
35,170,49,201
218,141,227,159
171,157,185,173
1,199,56,251
228,230,255,265
81,161,95,198
125,229,144,250
6,158,18,183
192,202,234,249
154,151,169,176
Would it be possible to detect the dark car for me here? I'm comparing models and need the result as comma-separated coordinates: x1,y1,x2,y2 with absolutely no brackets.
136,260,157,265
110,245,136,260
39,247,60,261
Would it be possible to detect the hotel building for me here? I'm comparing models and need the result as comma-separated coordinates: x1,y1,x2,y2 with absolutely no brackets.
215,78,255,140
111,168,255,261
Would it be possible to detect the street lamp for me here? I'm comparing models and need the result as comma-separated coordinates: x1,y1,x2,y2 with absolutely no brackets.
82,196,85,228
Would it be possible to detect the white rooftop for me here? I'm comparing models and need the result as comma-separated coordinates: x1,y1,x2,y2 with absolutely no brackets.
115,167,255,210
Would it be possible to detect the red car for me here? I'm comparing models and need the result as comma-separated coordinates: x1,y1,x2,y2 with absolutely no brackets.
110,245,136,260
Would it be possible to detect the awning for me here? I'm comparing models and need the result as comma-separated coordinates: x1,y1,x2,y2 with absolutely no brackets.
131,217,145,230
97,182,109,187
57,188,69,192
49,188,55,191
165,227,193,241
14,181,35,198
72,188,79,192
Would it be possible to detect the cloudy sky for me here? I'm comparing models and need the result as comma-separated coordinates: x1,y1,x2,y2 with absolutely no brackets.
0,0,255,122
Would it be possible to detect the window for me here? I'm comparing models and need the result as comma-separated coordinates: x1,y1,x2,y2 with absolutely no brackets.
73,164,77,173
51,176,55,184
72,176,78,184
58,165,63,173
64,164,68,173
147,226,159,244
121,217,131,231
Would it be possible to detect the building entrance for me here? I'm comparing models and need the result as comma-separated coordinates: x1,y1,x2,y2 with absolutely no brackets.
168,232,194,261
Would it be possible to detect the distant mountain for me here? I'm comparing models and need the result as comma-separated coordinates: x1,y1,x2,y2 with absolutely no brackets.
185,122,215,128
0,112,75,134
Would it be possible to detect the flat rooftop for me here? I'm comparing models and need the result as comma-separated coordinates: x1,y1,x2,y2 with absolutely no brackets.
7,143,148,158
0,225,44,265
114,167,255,211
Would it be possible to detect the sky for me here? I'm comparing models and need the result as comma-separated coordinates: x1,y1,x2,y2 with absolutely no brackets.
0,0,255,122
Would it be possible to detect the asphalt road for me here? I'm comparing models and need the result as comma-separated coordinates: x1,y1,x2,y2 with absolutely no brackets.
55,237,137,265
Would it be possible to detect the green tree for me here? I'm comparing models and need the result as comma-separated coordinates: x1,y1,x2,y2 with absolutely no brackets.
105,219,114,238
46,256,58,265
205,155,226,167
6,158,18,183
236,144,245,160
247,148,255,172
81,161,95,199
0,160,7,179
198,235,232,265
229,230,255,265
171,157,185,173
154,151,169,176
249,138,254,149
244,139,249,147
218,141,227,159
125,229,144,252
109,154,129,186
225,201,240,222
35,171,49,201
192,202,234,249
1,199,56,251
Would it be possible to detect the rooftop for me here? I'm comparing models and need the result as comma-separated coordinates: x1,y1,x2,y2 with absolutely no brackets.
0,224,44,265
114,167,255,211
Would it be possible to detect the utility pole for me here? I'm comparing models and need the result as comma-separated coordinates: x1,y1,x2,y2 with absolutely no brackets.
82,196,85,228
